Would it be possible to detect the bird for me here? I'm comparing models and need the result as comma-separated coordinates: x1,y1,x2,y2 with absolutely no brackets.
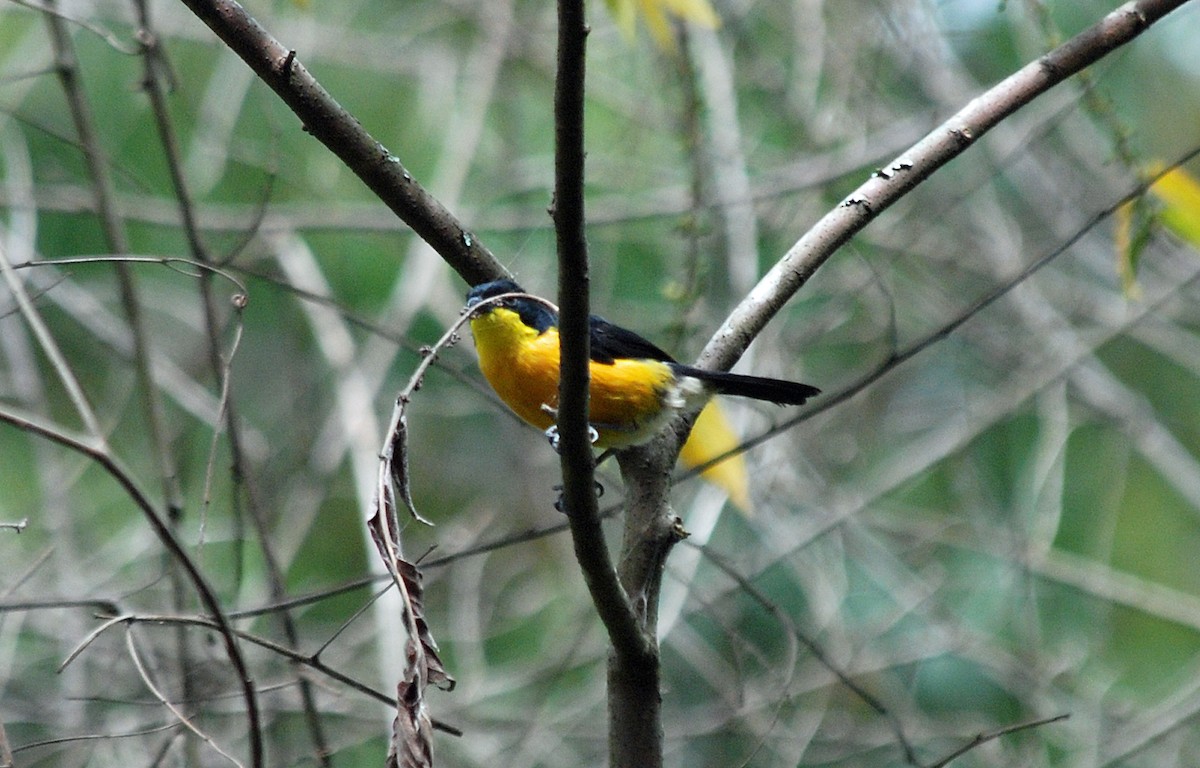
465,279,819,450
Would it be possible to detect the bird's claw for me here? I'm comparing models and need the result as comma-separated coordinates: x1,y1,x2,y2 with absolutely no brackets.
553,480,605,514
544,424,600,453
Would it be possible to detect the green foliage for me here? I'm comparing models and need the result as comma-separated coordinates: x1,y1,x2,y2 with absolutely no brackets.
2,0,1200,766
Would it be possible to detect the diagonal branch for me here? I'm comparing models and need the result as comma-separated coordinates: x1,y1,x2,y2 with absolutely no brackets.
680,146,1200,482
174,0,502,286
697,0,1193,374
0,400,262,768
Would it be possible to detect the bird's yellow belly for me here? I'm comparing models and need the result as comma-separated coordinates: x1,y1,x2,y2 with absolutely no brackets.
471,310,681,448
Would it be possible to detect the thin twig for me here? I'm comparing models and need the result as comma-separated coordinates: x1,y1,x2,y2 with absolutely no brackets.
58,613,132,672
108,610,464,737
0,402,260,768
924,713,1069,768
310,582,395,661
9,0,137,54
0,597,120,613
9,721,181,756
198,318,243,549
43,2,185,522
14,254,248,296
0,238,102,439
689,541,918,764
125,626,246,767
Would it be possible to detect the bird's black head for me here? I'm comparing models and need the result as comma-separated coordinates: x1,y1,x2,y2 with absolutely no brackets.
466,279,524,308
465,279,557,333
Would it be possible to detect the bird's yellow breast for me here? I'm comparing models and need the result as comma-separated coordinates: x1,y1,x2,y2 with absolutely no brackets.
470,307,682,447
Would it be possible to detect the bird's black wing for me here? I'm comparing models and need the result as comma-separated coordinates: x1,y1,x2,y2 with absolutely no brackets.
588,314,677,365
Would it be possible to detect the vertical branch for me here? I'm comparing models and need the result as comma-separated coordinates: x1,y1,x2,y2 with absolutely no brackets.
552,0,639,645
552,1,664,767
42,11,198,762
128,1,322,765
609,434,682,768
552,0,593,509
43,1,182,517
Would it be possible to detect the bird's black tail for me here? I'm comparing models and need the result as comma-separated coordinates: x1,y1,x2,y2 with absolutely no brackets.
672,364,820,405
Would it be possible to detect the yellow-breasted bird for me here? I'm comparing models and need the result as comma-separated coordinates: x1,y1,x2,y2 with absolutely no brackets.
466,279,819,450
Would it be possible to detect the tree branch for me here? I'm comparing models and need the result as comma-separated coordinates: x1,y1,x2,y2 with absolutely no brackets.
174,0,502,285
0,402,263,768
552,0,649,662
44,0,182,517
551,1,662,765
697,0,1192,373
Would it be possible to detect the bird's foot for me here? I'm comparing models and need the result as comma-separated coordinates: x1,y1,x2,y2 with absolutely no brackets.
544,423,600,453
553,480,605,514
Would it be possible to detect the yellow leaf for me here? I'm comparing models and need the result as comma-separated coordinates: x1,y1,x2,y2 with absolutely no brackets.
662,0,720,29
1150,164,1200,249
679,400,752,514
638,0,675,48
605,0,638,40
1116,163,1200,298
606,0,720,50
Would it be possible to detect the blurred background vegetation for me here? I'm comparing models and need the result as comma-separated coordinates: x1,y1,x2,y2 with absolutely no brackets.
2,0,1200,765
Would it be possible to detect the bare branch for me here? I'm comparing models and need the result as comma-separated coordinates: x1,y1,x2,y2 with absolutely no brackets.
174,0,503,285
678,146,1200,483
0,399,262,768
124,626,246,767
15,254,249,295
11,0,137,53
44,0,183,520
0,230,102,439
698,0,1193,374
8,721,181,757
551,3,665,764
925,713,1070,768
551,2,667,765
58,613,131,672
